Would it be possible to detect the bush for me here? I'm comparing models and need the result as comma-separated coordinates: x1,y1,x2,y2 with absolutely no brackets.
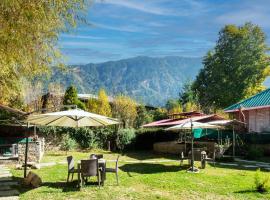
61,134,77,152
254,168,270,193
116,128,136,150
246,146,264,160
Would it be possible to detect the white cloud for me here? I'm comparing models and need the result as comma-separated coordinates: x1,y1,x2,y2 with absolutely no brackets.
97,0,172,15
61,34,105,40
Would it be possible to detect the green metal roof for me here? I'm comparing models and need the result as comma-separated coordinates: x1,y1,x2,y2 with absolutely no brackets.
224,88,270,112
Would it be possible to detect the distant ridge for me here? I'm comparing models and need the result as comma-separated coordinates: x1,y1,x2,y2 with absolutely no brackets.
47,56,203,106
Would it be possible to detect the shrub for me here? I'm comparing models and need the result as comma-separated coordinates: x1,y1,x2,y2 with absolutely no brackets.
69,127,97,149
116,128,136,150
246,146,264,160
61,134,77,153
254,168,270,193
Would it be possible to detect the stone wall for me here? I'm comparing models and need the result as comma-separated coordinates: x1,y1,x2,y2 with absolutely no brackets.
153,141,186,154
18,138,45,163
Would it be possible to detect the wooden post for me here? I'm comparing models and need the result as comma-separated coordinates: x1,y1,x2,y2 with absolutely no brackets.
191,119,194,171
24,123,30,178
232,125,235,158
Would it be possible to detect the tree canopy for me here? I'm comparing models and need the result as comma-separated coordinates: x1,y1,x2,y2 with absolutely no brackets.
193,23,270,110
86,89,112,116
63,86,85,110
0,0,89,105
112,95,137,128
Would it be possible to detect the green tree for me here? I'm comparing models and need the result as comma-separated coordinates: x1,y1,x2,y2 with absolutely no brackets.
63,86,85,110
166,99,182,115
135,105,153,128
86,98,99,113
179,81,200,112
150,108,168,121
0,0,89,105
193,23,270,110
112,95,137,128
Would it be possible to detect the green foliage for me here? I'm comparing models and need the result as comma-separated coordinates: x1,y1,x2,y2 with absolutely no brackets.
63,85,86,110
61,134,77,152
135,105,153,128
254,168,270,193
193,23,270,110
150,108,168,121
68,127,97,149
179,81,200,112
166,99,182,114
0,0,89,105
116,128,136,150
246,146,264,160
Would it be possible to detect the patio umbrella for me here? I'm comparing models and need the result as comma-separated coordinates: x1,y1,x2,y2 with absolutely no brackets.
26,109,120,127
23,109,120,177
165,120,220,173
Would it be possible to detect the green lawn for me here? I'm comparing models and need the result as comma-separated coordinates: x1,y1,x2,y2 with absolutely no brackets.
11,150,270,200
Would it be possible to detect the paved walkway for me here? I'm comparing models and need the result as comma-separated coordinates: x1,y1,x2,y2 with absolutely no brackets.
0,165,19,200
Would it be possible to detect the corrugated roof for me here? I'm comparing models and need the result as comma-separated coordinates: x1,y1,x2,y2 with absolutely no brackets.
142,114,224,127
224,88,270,112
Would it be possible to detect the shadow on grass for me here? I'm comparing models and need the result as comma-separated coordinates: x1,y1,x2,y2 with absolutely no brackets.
208,162,264,172
12,176,81,195
234,189,257,194
122,150,179,161
119,163,188,175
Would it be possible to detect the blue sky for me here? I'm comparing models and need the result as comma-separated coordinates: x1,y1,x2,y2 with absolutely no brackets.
59,0,270,64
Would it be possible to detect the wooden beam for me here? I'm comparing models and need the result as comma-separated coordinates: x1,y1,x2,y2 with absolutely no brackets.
0,104,27,116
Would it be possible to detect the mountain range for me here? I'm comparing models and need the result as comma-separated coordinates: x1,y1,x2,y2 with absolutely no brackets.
47,56,203,106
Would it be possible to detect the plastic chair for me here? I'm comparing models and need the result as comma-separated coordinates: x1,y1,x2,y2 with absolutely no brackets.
105,155,120,185
66,156,79,183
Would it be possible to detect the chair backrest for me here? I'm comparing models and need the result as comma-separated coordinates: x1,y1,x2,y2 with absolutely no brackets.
90,154,103,159
90,154,97,159
81,159,98,176
67,156,75,171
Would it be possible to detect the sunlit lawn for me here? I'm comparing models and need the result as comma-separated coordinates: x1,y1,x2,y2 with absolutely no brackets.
11,150,270,200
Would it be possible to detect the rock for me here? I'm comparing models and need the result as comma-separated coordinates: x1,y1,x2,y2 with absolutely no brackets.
24,171,42,188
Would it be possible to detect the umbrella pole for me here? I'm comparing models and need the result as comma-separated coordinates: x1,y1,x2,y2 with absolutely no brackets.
233,125,235,158
24,123,30,178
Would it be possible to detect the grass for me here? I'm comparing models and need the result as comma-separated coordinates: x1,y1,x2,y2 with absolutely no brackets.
11,150,270,200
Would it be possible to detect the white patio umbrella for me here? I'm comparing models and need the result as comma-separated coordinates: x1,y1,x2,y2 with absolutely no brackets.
165,121,220,131
165,120,220,173
23,109,120,177
26,109,120,127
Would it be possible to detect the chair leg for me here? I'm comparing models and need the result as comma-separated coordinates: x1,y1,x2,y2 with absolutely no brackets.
116,172,119,185
82,176,85,187
71,172,74,181
67,172,70,183
98,174,101,188
180,159,183,166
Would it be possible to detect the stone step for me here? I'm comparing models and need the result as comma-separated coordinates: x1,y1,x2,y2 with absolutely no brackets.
0,189,19,197
0,185,12,191
0,196,19,200
0,174,12,178
0,177,13,182
0,181,18,186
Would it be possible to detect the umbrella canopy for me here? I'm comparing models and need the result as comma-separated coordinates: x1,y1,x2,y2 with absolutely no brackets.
26,109,120,127
165,121,221,131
